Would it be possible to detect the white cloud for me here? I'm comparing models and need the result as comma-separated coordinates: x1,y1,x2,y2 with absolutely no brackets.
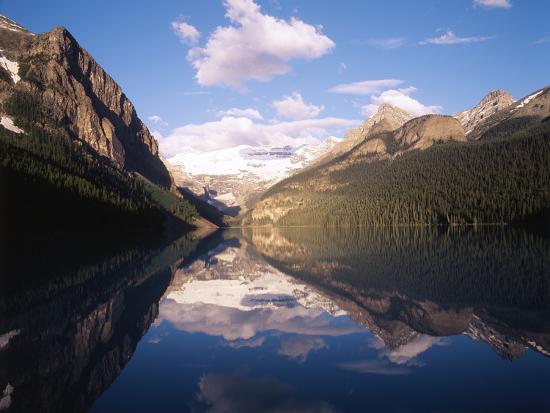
171,18,201,45
159,115,358,156
159,300,361,341
420,31,493,45
361,87,442,117
365,37,407,50
179,91,211,96
148,115,163,124
278,336,327,362
535,36,550,44
338,62,347,73
147,115,168,129
382,335,448,365
336,359,411,376
272,92,324,120
329,79,404,95
186,0,335,89
473,0,512,9
218,107,263,120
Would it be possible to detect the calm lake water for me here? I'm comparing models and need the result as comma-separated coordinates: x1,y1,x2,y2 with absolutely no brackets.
1,227,549,412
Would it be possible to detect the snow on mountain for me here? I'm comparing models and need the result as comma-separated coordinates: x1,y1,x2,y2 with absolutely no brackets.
455,89,514,135
0,14,31,34
0,54,20,84
167,137,340,211
0,116,24,134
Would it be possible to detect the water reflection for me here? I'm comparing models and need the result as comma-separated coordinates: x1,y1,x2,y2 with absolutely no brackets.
0,234,201,413
243,227,550,361
1,226,550,412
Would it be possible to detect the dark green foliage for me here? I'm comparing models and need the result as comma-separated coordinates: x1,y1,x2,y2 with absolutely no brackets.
0,123,196,243
178,187,228,227
138,175,197,224
250,120,550,227
246,226,550,309
0,86,199,242
3,90,50,129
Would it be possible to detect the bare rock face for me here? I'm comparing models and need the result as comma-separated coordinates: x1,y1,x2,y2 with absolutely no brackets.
455,89,514,135
468,86,550,140
0,16,172,188
346,104,413,146
394,115,466,150
314,104,413,165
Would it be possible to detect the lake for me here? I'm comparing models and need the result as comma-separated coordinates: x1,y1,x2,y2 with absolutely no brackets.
1,226,549,412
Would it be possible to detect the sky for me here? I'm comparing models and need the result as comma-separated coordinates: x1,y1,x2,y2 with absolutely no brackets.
1,0,549,156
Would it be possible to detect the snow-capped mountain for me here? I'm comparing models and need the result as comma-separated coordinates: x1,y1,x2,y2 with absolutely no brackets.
455,89,514,135
167,137,340,212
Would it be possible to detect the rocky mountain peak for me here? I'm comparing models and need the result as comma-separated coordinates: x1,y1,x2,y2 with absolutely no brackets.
455,89,514,135
0,16,173,188
344,104,413,145
480,89,513,103
0,14,33,35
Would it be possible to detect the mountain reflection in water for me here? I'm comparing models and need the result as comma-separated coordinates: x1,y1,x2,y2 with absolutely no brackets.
1,227,549,413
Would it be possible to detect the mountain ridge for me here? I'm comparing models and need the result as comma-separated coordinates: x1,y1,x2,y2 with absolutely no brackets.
243,85,550,227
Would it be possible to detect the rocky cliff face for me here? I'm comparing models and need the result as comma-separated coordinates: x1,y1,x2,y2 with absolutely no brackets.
0,15,172,188
313,104,412,166
467,86,550,140
394,115,466,150
455,89,514,135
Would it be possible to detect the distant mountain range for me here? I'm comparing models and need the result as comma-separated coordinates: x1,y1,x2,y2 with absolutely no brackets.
166,138,339,213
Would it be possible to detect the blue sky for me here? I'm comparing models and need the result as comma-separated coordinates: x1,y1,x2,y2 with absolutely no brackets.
1,0,549,155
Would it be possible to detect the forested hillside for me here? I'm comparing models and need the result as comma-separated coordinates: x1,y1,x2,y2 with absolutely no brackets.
244,117,550,227
0,109,197,243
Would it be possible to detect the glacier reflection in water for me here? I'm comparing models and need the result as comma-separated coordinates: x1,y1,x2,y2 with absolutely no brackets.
1,227,549,412
91,226,550,413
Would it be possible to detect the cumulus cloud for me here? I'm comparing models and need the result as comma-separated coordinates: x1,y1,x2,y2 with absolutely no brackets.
329,79,404,95
278,336,327,362
147,115,163,124
272,92,324,120
159,116,358,156
147,115,168,129
186,0,335,89
381,335,448,365
364,37,407,50
158,300,361,341
420,31,493,45
473,0,512,9
218,107,263,120
171,18,201,45
361,87,442,117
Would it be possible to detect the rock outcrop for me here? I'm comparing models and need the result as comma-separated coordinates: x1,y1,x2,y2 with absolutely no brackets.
314,104,412,165
455,89,514,135
0,15,172,188
467,87,550,140
394,115,466,150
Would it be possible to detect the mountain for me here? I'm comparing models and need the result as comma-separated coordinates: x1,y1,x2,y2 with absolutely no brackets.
468,86,550,140
0,15,209,242
455,89,515,135
244,226,550,360
243,86,550,227
166,138,339,213
312,103,412,166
